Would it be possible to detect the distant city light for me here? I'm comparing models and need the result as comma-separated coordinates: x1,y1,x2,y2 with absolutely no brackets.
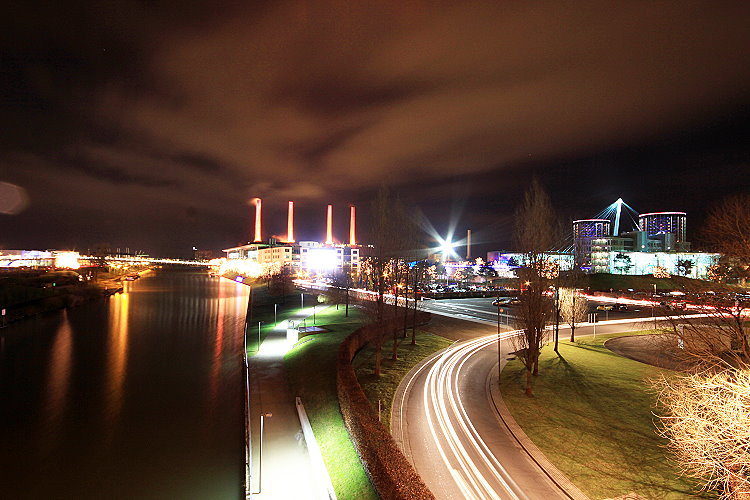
54,251,80,269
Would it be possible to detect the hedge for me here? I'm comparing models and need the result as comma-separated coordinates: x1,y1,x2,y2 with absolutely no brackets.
337,316,435,500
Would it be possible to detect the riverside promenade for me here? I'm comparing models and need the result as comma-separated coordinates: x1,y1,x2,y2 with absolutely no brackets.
247,306,326,499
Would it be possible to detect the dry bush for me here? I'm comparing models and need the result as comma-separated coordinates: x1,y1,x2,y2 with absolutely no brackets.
654,369,750,499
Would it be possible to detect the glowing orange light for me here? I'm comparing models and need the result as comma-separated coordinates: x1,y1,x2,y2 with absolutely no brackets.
287,201,295,243
253,198,262,242
349,206,356,245
326,204,333,245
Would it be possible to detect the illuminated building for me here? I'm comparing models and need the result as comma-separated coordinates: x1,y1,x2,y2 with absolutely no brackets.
486,251,574,278
224,199,361,276
573,206,697,274
591,250,719,278
573,219,611,269
0,250,80,269
222,241,359,274
639,212,686,242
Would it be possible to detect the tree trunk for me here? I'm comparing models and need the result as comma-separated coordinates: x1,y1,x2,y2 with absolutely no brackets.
411,268,418,345
525,367,533,396
345,287,349,317
402,282,409,339
375,345,382,377
554,305,559,353
570,324,575,343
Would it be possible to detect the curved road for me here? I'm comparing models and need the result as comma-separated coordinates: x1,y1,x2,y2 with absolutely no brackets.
392,319,651,500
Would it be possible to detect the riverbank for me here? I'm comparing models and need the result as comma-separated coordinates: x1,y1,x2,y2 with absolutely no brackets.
0,268,150,326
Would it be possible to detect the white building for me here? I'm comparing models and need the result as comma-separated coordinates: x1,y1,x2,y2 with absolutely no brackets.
222,242,359,274
593,250,719,278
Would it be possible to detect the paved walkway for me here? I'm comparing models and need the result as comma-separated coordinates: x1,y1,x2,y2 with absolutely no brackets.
247,308,323,500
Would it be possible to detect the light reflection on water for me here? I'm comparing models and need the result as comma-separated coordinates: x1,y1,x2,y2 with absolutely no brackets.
45,310,73,436
0,270,248,500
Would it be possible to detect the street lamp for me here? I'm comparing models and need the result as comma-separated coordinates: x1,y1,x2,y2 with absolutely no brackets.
497,298,502,385
254,412,273,494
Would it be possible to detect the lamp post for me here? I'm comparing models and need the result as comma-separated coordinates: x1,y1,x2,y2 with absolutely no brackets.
301,292,304,310
274,303,277,325
652,283,657,329
255,412,273,494
497,298,502,385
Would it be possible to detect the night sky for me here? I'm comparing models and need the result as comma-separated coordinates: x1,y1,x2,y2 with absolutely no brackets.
2,1,749,257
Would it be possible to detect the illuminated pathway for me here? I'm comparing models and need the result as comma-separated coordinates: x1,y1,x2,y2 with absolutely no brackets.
392,319,666,500
247,305,330,500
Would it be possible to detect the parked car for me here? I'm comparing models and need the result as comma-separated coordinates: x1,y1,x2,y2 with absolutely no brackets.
660,300,686,311
493,297,520,306
596,304,613,311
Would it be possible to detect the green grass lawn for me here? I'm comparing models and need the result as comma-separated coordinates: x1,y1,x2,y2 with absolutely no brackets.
500,331,713,499
284,306,378,500
584,273,738,292
353,330,453,430
245,287,317,354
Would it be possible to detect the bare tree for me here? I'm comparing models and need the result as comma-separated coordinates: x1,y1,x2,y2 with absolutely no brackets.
368,186,413,374
559,286,588,343
654,370,750,499
328,264,353,316
510,179,556,396
267,264,294,303
652,232,750,498
703,193,750,267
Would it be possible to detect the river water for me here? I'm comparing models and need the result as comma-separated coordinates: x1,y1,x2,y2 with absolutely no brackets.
0,269,248,499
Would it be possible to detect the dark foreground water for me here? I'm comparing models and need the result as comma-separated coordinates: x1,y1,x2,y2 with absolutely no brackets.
0,270,248,499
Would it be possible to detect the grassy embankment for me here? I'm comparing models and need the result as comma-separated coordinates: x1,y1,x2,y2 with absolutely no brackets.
241,285,322,354
283,305,378,500
500,331,713,499
353,330,453,430
585,273,739,292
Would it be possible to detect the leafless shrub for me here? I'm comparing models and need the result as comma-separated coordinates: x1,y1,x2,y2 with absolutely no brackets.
654,369,750,499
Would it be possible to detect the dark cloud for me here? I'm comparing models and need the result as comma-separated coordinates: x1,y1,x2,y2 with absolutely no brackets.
0,0,748,255
51,150,180,188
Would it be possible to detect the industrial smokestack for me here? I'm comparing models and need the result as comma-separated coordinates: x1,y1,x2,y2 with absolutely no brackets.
253,198,262,242
326,204,333,245
287,201,295,243
349,206,356,245
466,229,472,259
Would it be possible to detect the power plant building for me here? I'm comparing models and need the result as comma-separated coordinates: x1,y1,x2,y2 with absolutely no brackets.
222,242,359,273
224,199,360,275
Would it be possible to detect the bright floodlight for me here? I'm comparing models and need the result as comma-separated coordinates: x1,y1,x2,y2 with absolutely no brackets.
438,236,456,260
306,248,338,271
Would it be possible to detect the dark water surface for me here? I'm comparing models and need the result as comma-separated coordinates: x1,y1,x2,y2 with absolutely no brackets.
0,270,248,499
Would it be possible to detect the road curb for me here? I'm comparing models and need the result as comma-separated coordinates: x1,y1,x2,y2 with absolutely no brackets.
486,366,591,500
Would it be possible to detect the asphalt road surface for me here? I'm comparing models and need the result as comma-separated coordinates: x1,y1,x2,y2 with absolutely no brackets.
419,296,657,326
392,316,650,500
